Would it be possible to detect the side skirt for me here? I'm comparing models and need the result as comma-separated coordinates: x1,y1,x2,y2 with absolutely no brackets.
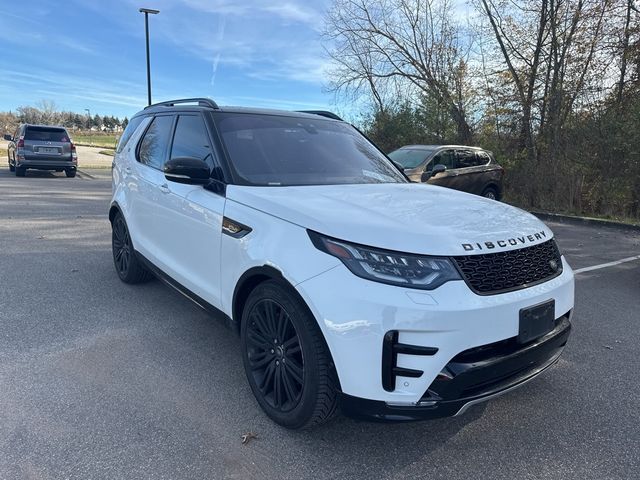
136,251,236,331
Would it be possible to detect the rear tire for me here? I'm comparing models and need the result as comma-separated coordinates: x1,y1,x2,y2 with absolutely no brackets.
241,279,338,429
15,167,25,177
111,212,153,284
9,163,15,172
65,169,76,178
482,187,498,200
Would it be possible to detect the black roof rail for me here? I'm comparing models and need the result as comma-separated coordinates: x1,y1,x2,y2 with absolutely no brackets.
297,110,343,121
145,98,219,110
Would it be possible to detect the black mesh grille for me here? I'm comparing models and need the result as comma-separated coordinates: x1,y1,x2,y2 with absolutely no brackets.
452,239,562,295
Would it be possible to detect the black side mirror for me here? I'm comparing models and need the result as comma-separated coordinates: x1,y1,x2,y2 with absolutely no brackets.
164,157,211,184
3,134,12,141
421,163,447,181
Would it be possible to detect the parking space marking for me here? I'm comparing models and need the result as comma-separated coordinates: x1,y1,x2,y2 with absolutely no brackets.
574,255,640,274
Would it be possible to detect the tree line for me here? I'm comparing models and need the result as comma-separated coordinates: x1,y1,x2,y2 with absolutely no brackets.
324,0,640,220
0,101,129,134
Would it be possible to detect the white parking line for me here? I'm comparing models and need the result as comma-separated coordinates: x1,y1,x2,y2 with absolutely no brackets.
574,255,640,274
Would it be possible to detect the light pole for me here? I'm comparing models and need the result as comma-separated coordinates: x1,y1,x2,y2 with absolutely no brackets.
139,8,160,106
85,108,92,147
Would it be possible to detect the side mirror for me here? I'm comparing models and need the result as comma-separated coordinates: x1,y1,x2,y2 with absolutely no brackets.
3,134,12,141
421,163,447,181
164,157,211,184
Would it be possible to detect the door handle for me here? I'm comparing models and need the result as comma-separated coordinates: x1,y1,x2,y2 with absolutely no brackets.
159,183,171,194
124,166,132,175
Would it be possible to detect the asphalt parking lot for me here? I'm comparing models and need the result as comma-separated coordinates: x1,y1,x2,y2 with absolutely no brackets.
1,168,639,480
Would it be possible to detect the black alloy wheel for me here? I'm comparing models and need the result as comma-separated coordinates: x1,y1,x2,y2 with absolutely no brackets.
246,298,304,412
111,212,152,284
112,215,132,277
241,280,338,429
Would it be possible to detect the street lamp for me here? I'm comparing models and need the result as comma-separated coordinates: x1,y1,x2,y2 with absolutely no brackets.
139,7,160,106
85,108,92,147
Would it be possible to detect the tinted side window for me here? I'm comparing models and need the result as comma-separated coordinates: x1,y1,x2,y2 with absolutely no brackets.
138,116,174,170
432,150,456,169
170,115,213,169
457,149,483,168
116,116,145,153
477,151,491,164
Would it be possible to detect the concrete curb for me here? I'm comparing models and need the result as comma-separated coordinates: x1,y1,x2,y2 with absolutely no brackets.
532,211,640,233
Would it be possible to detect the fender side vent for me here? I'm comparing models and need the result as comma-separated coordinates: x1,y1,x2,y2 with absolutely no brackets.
382,330,438,392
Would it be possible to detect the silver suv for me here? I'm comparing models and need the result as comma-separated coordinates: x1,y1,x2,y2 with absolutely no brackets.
5,125,78,177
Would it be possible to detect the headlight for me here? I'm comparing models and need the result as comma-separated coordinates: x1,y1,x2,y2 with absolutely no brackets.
308,231,461,290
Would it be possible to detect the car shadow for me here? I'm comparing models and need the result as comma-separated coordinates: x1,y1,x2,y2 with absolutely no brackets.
21,170,69,179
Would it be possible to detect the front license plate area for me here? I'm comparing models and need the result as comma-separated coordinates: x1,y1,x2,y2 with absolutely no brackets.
518,299,555,344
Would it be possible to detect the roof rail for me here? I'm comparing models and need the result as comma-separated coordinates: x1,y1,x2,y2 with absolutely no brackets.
145,98,219,110
297,110,343,121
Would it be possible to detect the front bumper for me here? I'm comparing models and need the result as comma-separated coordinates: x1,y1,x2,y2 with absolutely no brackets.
340,315,571,421
295,256,574,406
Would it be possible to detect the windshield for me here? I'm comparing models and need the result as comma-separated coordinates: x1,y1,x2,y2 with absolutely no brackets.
215,113,407,186
387,148,434,169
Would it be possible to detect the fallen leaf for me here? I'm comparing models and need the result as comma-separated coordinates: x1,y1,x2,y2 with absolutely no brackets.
602,345,613,350
241,432,258,445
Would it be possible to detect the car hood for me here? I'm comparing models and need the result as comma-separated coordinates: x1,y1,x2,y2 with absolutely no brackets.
226,183,553,256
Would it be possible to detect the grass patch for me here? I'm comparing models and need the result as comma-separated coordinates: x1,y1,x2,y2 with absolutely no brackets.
72,133,118,148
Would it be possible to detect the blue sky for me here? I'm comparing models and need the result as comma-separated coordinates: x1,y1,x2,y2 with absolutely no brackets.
0,0,334,119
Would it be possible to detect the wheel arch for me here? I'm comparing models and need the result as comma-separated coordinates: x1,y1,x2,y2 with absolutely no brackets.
232,265,285,331
109,202,122,224
232,265,343,392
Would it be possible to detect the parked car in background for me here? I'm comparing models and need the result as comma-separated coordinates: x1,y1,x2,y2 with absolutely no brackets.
388,145,504,200
5,124,78,177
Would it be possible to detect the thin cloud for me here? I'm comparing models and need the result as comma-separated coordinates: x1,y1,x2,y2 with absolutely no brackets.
158,0,329,86
262,3,320,25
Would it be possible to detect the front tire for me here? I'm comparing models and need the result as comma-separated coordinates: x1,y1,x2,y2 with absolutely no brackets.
241,280,338,429
15,166,25,177
111,212,152,284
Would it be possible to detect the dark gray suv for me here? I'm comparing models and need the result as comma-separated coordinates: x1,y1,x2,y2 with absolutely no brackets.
5,124,78,177
388,145,504,200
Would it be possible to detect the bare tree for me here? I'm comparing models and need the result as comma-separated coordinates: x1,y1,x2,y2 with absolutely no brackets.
616,0,638,103
479,0,550,163
324,0,476,143
36,100,59,125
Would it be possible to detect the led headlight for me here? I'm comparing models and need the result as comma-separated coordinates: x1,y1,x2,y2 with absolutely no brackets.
308,231,461,290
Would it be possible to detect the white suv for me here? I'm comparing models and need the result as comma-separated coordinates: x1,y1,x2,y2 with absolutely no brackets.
110,98,574,429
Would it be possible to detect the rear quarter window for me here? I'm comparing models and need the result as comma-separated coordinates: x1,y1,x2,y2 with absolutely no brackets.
116,116,146,153
477,151,492,164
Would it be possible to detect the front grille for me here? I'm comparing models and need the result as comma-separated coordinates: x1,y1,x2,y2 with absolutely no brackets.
452,239,562,295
